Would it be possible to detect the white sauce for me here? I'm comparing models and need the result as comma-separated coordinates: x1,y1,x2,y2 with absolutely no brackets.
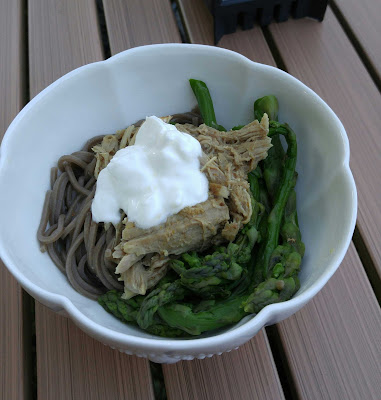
91,116,209,229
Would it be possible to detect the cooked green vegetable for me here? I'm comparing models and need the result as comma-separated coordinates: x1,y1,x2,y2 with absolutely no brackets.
136,281,186,330
256,122,298,279
255,95,285,202
98,81,304,337
254,95,279,122
158,294,247,336
98,289,141,322
189,79,226,131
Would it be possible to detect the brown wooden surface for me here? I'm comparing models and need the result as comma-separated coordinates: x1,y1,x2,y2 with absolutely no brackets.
269,7,381,279
36,305,154,399
0,1,26,399
277,243,381,400
163,330,284,400
28,1,155,399
333,0,381,81
103,0,181,54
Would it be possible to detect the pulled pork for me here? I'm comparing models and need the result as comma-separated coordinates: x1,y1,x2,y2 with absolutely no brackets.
93,114,271,298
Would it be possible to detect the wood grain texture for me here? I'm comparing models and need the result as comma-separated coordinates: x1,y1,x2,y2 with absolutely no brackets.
269,8,381,279
277,243,381,400
333,0,381,81
162,2,285,399
35,306,155,400
103,0,181,54
0,0,26,399
28,1,154,398
178,0,274,64
28,0,104,94
163,331,285,400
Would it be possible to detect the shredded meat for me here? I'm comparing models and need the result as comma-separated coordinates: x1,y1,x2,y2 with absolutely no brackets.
94,114,271,298
177,114,270,232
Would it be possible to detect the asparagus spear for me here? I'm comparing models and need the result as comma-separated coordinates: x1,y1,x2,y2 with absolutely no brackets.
255,95,285,202
171,252,243,296
281,186,305,257
136,281,187,330
98,289,141,322
257,122,298,279
254,95,279,122
189,79,226,131
158,294,247,336
171,218,259,298
243,276,300,313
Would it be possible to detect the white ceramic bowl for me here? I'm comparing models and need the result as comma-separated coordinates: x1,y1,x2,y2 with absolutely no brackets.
0,44,356,363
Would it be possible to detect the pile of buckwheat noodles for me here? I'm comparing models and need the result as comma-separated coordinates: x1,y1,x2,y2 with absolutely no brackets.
37,110,203,300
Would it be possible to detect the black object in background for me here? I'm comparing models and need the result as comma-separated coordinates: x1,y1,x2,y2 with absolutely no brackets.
204,0,329,44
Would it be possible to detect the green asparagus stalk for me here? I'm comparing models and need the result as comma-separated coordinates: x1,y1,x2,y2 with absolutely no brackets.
189,79,226,131
136,281,186,330
98,290,141,322
243,276,300,313
254,95,279,122
158,294,248,336
281,186,305,257
254,95,285,202
258,122,298,279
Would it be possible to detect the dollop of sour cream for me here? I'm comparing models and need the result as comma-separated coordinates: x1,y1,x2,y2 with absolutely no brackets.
91,116,209,229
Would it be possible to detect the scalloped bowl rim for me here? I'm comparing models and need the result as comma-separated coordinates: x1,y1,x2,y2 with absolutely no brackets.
0,44,357,355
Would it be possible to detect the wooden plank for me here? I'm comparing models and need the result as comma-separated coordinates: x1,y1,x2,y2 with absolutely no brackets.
161,2,285,399
36,306,154,400
277,243,381,399
28,1,154,399
333,0,381,82
28,0,104,94
0,1,26,399
103,0,181,54
267,10,381,399
163,331,285,400
269,8,381,279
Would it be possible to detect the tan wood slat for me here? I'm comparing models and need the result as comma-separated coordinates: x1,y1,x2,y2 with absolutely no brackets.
36,306,155,400
0,1,26,399
103,0,181,55
28,1,154,398
277,243,381,400
163,330,284,400
269,8,381,279
161,2,285,399
333,0,381,81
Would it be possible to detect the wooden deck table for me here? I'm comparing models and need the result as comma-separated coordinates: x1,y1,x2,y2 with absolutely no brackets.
1,1,380,399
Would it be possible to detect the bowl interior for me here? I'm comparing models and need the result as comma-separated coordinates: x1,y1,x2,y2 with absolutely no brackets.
0,45,355,340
